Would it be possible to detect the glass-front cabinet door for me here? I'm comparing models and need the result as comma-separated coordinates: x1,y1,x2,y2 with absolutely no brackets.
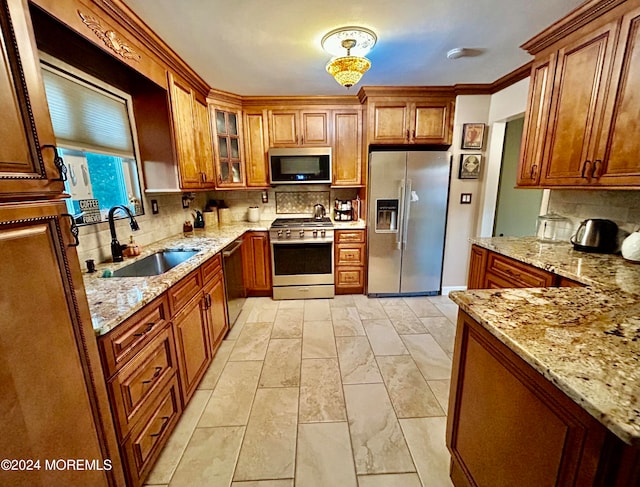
212,107,245,188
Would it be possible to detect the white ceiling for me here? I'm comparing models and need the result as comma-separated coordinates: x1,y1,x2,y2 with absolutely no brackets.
122,0,585,96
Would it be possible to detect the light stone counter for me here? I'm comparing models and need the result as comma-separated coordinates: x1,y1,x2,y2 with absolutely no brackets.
332,219,366,230
84,221,270,336
450,236,640,445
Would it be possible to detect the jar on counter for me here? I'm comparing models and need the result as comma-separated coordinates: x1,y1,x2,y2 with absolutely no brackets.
536,213,573,243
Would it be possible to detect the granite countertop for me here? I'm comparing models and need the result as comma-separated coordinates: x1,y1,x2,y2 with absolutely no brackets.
450,236,640,446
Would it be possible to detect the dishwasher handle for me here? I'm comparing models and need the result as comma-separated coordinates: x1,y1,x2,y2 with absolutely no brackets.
223,239,243,257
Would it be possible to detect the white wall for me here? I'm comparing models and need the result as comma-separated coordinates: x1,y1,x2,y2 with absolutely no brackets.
442,78,532,292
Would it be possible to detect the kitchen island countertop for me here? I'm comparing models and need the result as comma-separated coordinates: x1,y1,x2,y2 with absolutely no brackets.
450,236,640,445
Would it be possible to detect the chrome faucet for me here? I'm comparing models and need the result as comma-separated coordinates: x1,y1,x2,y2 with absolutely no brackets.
108,205,140,262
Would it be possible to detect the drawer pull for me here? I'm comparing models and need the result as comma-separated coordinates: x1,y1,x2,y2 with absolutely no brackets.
142,367,163,385
133,322,155,337
150,416,170,438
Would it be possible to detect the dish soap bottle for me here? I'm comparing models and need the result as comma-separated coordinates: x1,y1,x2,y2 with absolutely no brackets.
123,235,141,257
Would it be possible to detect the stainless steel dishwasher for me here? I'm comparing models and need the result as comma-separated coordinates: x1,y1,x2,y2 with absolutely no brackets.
222,239,246,327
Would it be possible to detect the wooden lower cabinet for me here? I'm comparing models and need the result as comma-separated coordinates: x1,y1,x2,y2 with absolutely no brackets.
242,231,272,296
203,266,229,352
335,229,366,294
447,311,639,487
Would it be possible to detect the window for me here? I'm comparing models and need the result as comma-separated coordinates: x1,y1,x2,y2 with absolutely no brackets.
40,55,144,224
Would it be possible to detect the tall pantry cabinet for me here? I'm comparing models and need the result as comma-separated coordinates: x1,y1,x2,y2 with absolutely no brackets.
0,1,123,486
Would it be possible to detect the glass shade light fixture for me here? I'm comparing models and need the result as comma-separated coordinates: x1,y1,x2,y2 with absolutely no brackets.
322,26,377,88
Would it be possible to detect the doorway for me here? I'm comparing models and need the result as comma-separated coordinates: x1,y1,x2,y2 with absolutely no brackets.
493,117,543,237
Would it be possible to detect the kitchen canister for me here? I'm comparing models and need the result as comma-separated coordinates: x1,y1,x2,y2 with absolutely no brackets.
203,210,218,228
218,207,231,225
248,206,260,222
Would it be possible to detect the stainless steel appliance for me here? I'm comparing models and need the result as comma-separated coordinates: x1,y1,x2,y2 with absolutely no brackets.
313,203,326,220
269,147,332,184
367,150,451,296
269,217,334,299
222,239,246,327
570,218,618,253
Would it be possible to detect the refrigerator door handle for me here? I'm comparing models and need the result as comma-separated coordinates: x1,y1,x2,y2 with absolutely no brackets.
396,180,405,250
402,178,412,248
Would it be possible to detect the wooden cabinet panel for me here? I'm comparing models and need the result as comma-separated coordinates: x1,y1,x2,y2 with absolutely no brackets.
121,378,181,487
333,110,362,186
336,266,365,289
108,324,177,440
270,111,298,145
486,252,556,288
412,102,453,144
242,231,272,295
371,104,409,143
99,294,170,377
169,74,199,188
447,311,608,487
557,276,585,287
168,269,202,315
193,96,216,187
244,110,269,187
0,200,117,487
336,243,366,266
467,245,488,290
269,109,329,147
212,106,245,188
336,230,365,243
201,253,223,282
301,111,329,145
0,0,64,198
203,270,228,350
335,229,366,294
173,294,211,404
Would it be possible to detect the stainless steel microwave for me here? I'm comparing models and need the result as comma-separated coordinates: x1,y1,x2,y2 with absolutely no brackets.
269,147,332,184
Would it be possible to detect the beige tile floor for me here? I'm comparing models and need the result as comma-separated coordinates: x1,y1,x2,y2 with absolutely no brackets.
144,294,457,487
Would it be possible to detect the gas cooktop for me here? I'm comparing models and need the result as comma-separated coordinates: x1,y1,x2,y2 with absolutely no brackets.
270,217,333,228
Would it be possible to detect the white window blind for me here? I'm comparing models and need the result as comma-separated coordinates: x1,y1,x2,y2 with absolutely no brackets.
41,66,135,158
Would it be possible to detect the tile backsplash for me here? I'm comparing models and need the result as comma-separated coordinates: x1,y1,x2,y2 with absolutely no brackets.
547,189,640,233
275,191,330,214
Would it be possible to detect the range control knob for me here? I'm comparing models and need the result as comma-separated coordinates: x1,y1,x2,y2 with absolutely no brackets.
312,230,318,238
321,229,326,238
277,230,283,238
285,229,291,239
299,230,305,238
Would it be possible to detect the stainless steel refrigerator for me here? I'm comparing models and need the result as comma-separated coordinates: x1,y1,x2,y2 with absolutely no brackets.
367,150,451,296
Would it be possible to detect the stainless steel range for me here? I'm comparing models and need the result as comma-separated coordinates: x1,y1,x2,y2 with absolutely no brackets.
269,217,334,300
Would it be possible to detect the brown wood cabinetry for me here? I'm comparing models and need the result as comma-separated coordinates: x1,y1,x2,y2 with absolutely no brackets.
518,0,640,188
332,109,363,186
0,0,65,200
360,89,455,145
243,109,270,187
242,231,272,296
268,109,330,147
202,254,229,351
168,72,215,190
467,244,586,289
211,103,246,188
447,310,638,487
335,229,366,294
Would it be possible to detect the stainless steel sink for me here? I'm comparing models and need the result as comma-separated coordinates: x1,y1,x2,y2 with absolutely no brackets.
110,250,200,277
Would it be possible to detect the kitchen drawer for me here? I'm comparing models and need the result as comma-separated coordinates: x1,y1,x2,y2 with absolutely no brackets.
201,253,223,283
168,268,203,315
557,276,585,287
336,266,365,289
121,377,181,487
108,323,177,440
99,294,170,377
335,230,365,243
486,252,555,288
336,243,366,266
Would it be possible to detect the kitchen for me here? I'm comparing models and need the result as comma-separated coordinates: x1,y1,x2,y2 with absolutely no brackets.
2,0,640,486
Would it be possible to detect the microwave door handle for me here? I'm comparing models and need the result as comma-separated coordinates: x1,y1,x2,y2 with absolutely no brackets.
396,180,405,250
402,179,412,249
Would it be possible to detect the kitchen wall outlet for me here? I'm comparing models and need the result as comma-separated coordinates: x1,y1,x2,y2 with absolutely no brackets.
151,199,159,214
261,190,269,203
460,193,472,204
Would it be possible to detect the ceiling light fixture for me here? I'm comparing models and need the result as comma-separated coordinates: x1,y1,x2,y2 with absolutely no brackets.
322,26,377,89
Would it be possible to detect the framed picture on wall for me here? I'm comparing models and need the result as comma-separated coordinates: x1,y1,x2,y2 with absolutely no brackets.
459,154,482,179
461,123,485,149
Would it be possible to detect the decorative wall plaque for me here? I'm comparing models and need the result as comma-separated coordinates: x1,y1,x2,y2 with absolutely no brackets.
78,11,141,62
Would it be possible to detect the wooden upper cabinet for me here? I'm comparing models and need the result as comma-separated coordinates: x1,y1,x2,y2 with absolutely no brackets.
0,0,65,199
168,73,215,190
517,55,556,186
368,96,454,145
592,5,640,186
268,109,330,147
518,0,640,189
243,109,269,187
211,105,245,188
332,109,363,186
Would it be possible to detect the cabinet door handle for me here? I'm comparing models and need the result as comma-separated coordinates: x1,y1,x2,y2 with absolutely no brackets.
150,416,170,437
142,366,163,384
406,129,410,141
411,129,416,140
530,164,538,179
592,159,602,179
202,172,207,182
205,293,212,309
133,322,155,337
581,160,591,179
41,144,67,181
61,214,79,247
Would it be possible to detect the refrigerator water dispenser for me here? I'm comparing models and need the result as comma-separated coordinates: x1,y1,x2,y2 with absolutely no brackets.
375,199,399,232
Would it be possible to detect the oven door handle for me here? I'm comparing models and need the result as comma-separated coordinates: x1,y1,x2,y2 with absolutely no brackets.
223,240,243,257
